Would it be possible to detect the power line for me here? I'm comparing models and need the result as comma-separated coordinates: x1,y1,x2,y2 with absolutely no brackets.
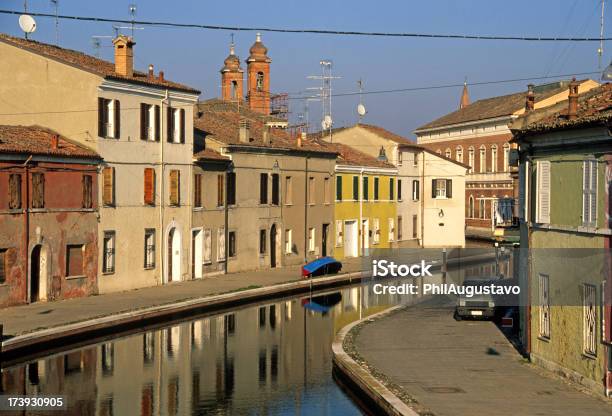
1,9,612,41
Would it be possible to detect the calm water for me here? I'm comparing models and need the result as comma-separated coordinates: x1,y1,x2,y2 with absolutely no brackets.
1,255,508,416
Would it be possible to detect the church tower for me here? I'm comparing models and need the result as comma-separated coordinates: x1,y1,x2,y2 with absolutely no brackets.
220,40,244,102
246,33,271,115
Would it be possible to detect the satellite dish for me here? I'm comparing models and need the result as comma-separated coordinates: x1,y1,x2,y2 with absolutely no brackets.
357,103,367,117
322,115,333,130
19,15,37,35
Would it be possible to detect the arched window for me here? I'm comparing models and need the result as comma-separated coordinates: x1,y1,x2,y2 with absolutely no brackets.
468,146,475,172
491,144,498,173
479,199,486,219
479,145,486,173
503,143,510,172
468,195,474,218
231,80,238,99
445,148,451,159
436,149,442,155
256,72,264,91
456,146,463,163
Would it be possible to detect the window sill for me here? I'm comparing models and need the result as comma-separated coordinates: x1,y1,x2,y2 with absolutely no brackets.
102,271,115,276
285,203,293,207
193,207,203,211
66,275,86,280
102,205,116,209
582,352,597,360
144,266,155,270
203,261,212,265
537,336,550,343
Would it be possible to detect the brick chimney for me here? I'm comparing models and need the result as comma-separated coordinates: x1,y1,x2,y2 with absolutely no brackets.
158,71,165,83
568,77,579,120
112,35,135,78
51,134,59,150
239,120,250,143
525,84,535,113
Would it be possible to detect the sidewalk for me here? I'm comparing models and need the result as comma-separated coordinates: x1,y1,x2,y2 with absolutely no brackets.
1,257,364,339
350,299,612,416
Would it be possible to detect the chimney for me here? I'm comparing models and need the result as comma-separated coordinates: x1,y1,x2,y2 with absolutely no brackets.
525,84,535,113
112,35,135,77
568,77,579,120
239,120,250,143
262,125,271,145
148,64,154,79
158,71,165,83
51,134,59,150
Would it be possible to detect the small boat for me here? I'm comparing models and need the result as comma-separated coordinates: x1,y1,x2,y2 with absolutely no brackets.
301,256,342,278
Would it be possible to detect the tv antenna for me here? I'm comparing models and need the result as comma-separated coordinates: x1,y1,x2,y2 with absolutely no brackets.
307,60,341,141
50,0,59,45
113,4,144,38
91,35,113,58
598,0,606,69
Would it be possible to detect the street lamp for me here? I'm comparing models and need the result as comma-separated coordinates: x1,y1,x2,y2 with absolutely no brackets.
602,60,612,82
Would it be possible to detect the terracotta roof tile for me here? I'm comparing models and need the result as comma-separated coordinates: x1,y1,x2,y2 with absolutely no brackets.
0,33,200,94
308,124,413,144
193,148,230,161
0,125,100,159
318,141,396,169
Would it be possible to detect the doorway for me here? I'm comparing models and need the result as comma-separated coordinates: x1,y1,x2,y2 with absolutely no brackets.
270,224,277,268
322,224,329,257
167,228,181,283
344,220,358,258
361,219,369,255
192,229,203,279
30,245,42,302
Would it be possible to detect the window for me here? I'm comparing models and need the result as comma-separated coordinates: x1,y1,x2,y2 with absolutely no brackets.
143,168,155,206
413,153,418,166
32,172,44,208
412,215,418,238
324,177,330,204
456,146,463,163
397,150,403,165
228,231,236,258
203,229,212,264
335,220,343,246
479,199,486,219
285,176,292,205
256,72,264,91
362,177,369,201
479,145,486,173
193,174,202,208
102,167,115,207
169,170,180,206
397,179,402,201
259,229,267,255
445,148,451,159
308,177,315,204
82,175,93,209
144,229,155,269
98,98,120,139
260,173,268,204
389,178,395,201
0,249,6,284
352,176,359,200
412,180,420,201
227,172,236,205
536,161,551,224
336,176,343,201
491,145,498,173
140,103,160,141
285,229,293,254
271,173,280,205
582,159,598,227
539,274,550,339
372,218,380,244
308,228,315,252
9,173,22,209
217,174,224,207
583,284,597,356
66,244,84,277
388,218,395,242
468,195,475,218
432,179,452,199
373,177,379,200
218,228,226,261
166,107,186,144
468,147,475,172
103,231,115,274
503,143,510,172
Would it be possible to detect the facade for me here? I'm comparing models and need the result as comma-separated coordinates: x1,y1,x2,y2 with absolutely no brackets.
415,80,600,235
0,126,101,307
326,142,398,259
511,82,612,397
0,33,201,294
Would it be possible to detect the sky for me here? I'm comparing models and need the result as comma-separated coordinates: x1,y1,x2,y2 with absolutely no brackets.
0,0,610,138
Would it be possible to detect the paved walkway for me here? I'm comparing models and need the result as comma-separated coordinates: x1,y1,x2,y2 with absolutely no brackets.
353,299,612,416
1,258,364,338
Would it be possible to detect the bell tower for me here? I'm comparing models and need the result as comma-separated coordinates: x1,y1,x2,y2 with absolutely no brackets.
221,39,244,102
246,33,271,115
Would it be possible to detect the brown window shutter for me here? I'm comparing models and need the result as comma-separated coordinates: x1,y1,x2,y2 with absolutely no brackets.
432,179,437,198
103,167,114,206
140,103,147,140
32,173,45,208
217,174,224,206
9,173,22,209
167,107,174,142
194,174,202,207
180,109,186,143
98,97,106,137
170,170,180,206
114,100,121,139
144,168,155,205
446,179,452,198
155,105,161,141
82,175,93,209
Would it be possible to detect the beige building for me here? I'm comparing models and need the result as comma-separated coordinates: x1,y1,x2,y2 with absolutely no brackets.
0,33,200,293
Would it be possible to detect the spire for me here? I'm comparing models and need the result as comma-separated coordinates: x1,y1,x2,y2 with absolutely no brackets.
229,33,235,56
459,78,470,110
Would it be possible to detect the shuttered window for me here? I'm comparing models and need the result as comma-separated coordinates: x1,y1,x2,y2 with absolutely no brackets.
373,177,379,200
432,179,452,199
227,172,236,205
194,174,202,208
335,220,343,246
144,229,155,269
363,177,369,201
397,179,402,201
114,100,121,139
167,107,175,143
218,228,226,261
140,104,160,141
352,176,359,200
31,172,45,209
0,249,6,284
203,229,212,263
217,175,224,207
180,108,186,143
271,174,280,205
102,231,115,274
260,173,268,204
324,177,330,204
98,98,120,138
336,176,343,201
228,231,236,258
536,161,551,224
518,162,526,220
412,180,419,201
539,274,550,338
389,178,395,200
259,229,267,254
102,167,115,206
582,159,598,227
582,284,597,356
66,244,84,277
82,175,93,209
154,105,160,141
8,173,22,210
285,176,293,205
169,170,180,206
144,168,155,206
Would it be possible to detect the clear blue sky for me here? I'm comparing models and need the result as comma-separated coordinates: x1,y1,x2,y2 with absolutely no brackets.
1,0,610,138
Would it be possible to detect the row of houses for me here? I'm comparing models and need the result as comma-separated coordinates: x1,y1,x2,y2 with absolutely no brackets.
0,32,467,308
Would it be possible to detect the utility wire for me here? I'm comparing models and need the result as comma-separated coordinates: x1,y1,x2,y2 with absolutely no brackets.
1,9,611,41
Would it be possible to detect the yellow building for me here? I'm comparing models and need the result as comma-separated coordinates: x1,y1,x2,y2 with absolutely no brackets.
327,143,398,259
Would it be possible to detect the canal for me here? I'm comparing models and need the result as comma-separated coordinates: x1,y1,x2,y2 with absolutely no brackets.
1,255,510,415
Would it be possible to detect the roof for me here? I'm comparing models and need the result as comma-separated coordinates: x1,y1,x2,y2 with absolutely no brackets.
194,99,336,156
512,83,612,137
0,125,101,159
309,123,413,145
193,148,230,161
320,142,396,169
415,80,592,131
0,33,200,94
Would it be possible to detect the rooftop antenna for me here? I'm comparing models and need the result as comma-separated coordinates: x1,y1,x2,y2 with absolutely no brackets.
357,78,367,123
129,3,137,37
50,0,59,45
598,0,606,69
113,4,144,39
307,60,341,141
91,35,112,58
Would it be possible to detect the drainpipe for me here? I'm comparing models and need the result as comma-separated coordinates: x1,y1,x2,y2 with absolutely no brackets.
359,168,364,256
525,151,533,355
224,163,231,274
303,156,309,263
420,152,425,247
23,155,32,303
159,90,168,285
